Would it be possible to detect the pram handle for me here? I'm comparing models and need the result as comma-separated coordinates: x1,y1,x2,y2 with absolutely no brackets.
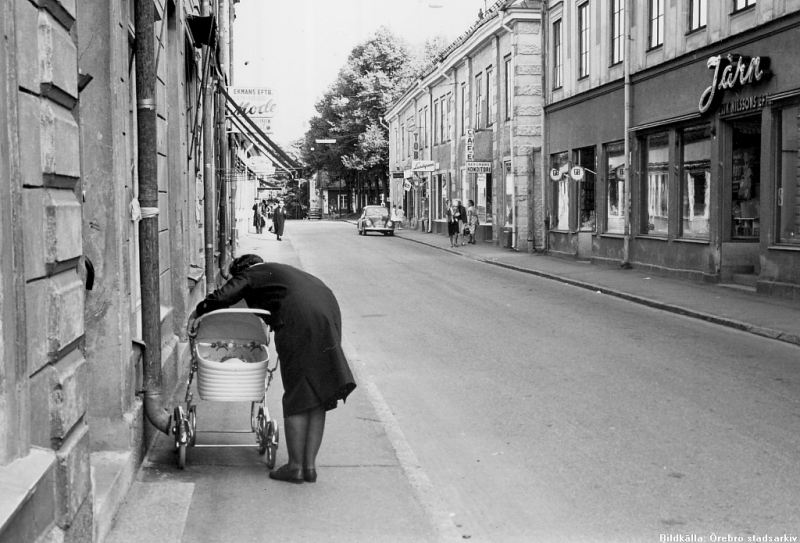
188,308,275,339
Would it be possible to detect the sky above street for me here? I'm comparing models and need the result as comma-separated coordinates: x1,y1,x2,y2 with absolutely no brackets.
232,0,491,147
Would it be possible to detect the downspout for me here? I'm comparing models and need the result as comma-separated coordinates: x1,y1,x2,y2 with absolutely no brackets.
540,1,549,252
134,0,171,434
218,0,230,274
621,0,633,268
203,0,216,291
502,16,516,249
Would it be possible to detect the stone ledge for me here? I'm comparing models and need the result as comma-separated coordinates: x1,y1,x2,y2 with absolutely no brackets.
0,447,56,543
91,446,140,543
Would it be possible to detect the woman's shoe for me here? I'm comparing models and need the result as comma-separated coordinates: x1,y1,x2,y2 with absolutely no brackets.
303,468,318,483
269,464,303,484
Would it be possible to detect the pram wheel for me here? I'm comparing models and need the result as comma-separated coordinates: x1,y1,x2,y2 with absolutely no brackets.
177,443,187,470
256,407,268,454
265,421,279,469
189,406,197,447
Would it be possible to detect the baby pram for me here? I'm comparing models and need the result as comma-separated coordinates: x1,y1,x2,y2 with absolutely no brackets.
176,309,280,469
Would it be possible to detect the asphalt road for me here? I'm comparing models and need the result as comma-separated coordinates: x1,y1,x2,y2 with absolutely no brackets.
289,220,800,542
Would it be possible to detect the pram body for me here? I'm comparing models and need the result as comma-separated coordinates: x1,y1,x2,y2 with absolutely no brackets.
175,309,280,469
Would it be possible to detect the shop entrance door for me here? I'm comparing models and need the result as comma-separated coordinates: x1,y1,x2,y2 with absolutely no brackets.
722,115,762,280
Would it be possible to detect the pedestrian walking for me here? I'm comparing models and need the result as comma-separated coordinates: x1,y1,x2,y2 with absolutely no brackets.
396,206,405,229
466,199,479,244
272,200,286,241
446,199,460,247
252,199,265,234
189,254,357,484
456,199,468,246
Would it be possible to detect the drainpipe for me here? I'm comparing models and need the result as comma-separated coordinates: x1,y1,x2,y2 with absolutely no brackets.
203,0,216,292
134,0,171,434
621,0,633,268
502,15,516,249
218,0,230,274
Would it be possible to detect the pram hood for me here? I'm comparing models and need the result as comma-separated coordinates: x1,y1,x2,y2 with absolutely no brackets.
194,309,271,343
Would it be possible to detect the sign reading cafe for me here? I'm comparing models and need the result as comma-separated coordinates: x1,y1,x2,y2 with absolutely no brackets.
698,54,771,114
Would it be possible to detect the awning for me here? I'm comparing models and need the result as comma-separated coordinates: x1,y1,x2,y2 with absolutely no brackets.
219,85,301,176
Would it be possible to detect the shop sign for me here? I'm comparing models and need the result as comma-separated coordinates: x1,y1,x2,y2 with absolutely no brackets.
228,87,277,134
412,160,436,172
570,166,585,181
466,161,492,173
466,129,475,161
698,54,771,114
718,93,771,116
404,179,412,191
392,171,405,178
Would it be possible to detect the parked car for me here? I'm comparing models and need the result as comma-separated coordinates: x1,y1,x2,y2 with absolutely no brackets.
357,205,395,236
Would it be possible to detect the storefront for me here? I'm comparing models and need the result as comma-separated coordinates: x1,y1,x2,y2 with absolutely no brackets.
546,12,800,299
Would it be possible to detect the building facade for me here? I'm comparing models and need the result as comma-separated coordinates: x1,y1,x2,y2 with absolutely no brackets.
544,0,800,299
0,1,239,541
386,0,546,251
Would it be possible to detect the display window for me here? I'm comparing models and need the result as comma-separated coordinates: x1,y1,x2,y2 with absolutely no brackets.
643,132,669,235
778,105,800,245
551,152,570,230
730,117,761,239
605,142,626,234
680,125,711,239
574,146,596,231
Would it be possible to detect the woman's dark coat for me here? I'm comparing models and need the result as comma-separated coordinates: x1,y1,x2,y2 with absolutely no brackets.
272,206,286,236
195,263,356,416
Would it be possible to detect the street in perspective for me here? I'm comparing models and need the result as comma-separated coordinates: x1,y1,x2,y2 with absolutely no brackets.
2,1,800,543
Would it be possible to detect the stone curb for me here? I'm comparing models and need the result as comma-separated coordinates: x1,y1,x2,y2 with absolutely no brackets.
394,232,800,349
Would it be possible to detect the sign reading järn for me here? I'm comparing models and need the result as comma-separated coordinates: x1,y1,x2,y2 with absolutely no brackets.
228,87,277,135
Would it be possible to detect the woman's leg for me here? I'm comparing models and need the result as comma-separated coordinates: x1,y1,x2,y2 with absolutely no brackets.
283,411,309,469
303,406,326,470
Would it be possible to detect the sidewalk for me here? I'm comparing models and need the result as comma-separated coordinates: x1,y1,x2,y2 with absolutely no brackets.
390,225,800,348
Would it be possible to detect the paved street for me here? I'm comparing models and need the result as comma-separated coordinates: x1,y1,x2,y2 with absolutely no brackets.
107,220,800,543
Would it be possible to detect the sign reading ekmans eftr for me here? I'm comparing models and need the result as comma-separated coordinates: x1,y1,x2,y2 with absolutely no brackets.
228,87,277,134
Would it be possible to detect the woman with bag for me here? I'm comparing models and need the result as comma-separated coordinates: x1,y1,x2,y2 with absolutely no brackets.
446,199,460,248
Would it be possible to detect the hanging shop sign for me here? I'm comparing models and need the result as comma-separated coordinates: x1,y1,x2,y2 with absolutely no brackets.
404,179,412,191
466,129,475,161
228,87,277,134
404,170,414,179
392,171,405,178
412,160,436,172
698,54,771,114
466,161,492,173
570,166,585,181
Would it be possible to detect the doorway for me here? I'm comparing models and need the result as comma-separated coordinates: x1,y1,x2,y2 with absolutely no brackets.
730,117,761,240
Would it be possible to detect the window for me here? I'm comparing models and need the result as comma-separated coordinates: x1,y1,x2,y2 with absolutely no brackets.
551,152,570,230
611,0,624,65
689,0,706,31
461,83,468,135
440,95,446,143
778,105,800,244
643,132,669,235
407,117,414,156
734,0,755,11
395,127,399,162
446,94,453,141
475,73,483,129
504,57,512,120
433,100,439,145
578,3,590,78
487,67,496,126
680,125,711,239
574,146,596,231
553,20,563,89
401,124,405,158
422,107,428,148
649,0,665,49
605,142,626,234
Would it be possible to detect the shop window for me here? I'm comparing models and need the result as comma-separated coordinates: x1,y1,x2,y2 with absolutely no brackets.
605,142,626,234
505,161,515,228
778,105,800,244
574,146,596,231
478,172,492,224
643,132,669,235
731,118,761,238
462,169,470,204
551,152,570,230
680,125,711,239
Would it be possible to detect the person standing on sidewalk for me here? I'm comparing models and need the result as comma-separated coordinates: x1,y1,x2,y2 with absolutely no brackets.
466,199,479,244
396,205,405,229
272,200,286,241
252,200,264,234
456,199,468,246
189,254,357,484
446,199,460,247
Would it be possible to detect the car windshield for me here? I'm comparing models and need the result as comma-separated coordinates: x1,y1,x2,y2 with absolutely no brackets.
365,207,388,218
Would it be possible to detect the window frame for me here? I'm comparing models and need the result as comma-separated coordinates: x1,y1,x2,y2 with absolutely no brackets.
611,0,624,66
641,131,671,236
733,0,756,13
648,0,665,50
504,56,512,120
475,72,484,130
679,125,712,240
446,94,453,141
440,94,446,143
433,100,439,146
461,82,467,136
578,3,590,79
688,0,707,32
553,19,563,89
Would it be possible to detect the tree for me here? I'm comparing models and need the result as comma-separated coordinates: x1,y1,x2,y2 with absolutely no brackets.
301,27,417,211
